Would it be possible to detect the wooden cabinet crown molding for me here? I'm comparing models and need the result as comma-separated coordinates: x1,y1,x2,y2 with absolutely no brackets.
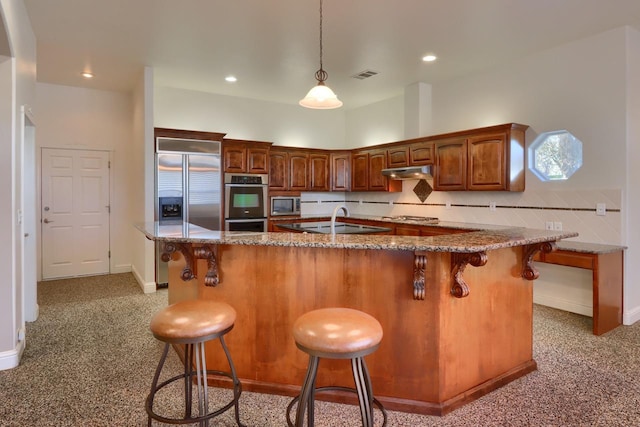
154,127,226,142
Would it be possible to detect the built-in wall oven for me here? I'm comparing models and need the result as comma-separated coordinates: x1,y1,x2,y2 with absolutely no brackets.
224,173,268,232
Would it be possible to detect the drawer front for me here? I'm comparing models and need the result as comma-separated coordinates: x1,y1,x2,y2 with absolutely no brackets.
541,250,595,270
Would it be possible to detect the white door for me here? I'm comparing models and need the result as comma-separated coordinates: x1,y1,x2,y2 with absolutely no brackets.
41,148,110,279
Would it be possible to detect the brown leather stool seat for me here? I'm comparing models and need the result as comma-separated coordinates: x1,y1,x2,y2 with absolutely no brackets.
287,307,387,427
146,299,244,427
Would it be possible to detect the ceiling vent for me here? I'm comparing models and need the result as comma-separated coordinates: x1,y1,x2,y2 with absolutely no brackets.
352,70,379,80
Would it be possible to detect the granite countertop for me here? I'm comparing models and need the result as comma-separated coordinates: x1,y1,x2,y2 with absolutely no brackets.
268,214,514,232
554,240,627,254
136,221,578,253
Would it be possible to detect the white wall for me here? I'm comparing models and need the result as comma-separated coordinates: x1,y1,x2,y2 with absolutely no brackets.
0,0,36,370
624,26,640,324
35,83,135,277
130,67,156,293
154,86,346,149
345,94,404,148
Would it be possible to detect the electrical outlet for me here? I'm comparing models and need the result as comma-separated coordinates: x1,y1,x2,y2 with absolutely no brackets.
553,221,563,231
596,203,606,216
489,202,496,211
545,221,554,230
445,201,451,210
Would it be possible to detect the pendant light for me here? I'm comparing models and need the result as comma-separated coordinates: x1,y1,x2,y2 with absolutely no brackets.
299,0,343,109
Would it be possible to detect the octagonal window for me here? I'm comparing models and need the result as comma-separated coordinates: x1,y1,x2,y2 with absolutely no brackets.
529,130,582,181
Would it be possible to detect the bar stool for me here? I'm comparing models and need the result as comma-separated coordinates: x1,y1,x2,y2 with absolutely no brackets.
145,299,245,427
286,307,387,427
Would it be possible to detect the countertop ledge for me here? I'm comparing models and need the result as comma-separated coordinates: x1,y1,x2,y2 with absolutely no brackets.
554,241,627,254
137,222,578,253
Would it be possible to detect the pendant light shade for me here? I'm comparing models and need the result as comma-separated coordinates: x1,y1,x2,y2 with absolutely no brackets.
300,0,342,109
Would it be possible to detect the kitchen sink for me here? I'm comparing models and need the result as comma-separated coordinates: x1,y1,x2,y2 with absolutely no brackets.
276,221,392,234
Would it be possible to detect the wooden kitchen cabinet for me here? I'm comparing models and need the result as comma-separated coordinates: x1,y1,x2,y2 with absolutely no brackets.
331,151,351,192
308,152,330,191
409,140,434,166
434,137,468,191
269,149,289,191
269,148,330,192
351,152,369,191
433,123,527,191
222,139,271,174
351,149,401,192
387,145,409,168
467,127,525,191
368,149,390,191
288,150,309,191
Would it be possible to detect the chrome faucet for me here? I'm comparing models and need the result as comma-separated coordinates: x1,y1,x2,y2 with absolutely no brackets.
330,204,350,235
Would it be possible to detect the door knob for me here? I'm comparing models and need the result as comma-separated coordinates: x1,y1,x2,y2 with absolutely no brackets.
43,218,53,224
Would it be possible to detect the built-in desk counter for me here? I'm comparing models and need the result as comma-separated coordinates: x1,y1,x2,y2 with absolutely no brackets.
138,221,576,416
535,241,626,335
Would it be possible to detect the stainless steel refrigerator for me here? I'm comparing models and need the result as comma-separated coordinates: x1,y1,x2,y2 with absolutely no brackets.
155,137,222,285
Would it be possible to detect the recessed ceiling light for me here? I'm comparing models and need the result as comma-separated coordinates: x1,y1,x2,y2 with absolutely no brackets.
81,71,94,79
225,76,237,83
422,55,437,62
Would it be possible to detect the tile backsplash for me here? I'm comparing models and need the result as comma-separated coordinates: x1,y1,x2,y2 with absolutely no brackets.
300,182,622,245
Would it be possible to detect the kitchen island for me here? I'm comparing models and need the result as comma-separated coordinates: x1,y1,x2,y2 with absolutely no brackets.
138,221,577,416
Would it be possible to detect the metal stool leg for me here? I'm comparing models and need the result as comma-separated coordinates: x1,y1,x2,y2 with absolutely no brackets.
194,341,209,427
147,343,170,427
219,335,246,427
295,355,320,427
352,357,374,427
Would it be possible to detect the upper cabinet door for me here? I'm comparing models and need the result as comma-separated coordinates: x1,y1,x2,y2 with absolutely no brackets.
351,152,369,191
409,141,434,166
223,143,246,173
467,132,507,191
331,152,351,192
434,137,467,191
308,153,330,191
269,150,289,191
368,150,388,191
387,146,409,168
247,147,269,174
288,151,309,191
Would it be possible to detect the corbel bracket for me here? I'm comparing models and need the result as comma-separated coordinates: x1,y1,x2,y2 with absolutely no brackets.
161,242,220,286
522,241,557,280
451,251,488,298
413,252,427,300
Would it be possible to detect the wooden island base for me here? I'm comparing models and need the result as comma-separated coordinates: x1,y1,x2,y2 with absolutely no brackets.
167,242,538,416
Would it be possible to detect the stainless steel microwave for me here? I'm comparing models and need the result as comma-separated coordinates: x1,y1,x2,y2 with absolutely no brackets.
271,196,301,216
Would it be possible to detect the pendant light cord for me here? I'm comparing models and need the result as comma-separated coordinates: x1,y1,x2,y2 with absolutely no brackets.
319,0,323,72
315,0,328,83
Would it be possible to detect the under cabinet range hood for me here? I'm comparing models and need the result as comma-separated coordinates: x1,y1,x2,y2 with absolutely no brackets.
381,165,432,180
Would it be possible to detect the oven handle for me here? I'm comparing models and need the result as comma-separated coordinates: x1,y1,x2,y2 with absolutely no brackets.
224,183,268,188
225,218,267,222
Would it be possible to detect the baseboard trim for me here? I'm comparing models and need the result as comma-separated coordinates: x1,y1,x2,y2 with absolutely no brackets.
623,305,640,326
533,293,593,317
26,304,39,323
111,263,132,274
0,340,25,371
131,264,156,294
